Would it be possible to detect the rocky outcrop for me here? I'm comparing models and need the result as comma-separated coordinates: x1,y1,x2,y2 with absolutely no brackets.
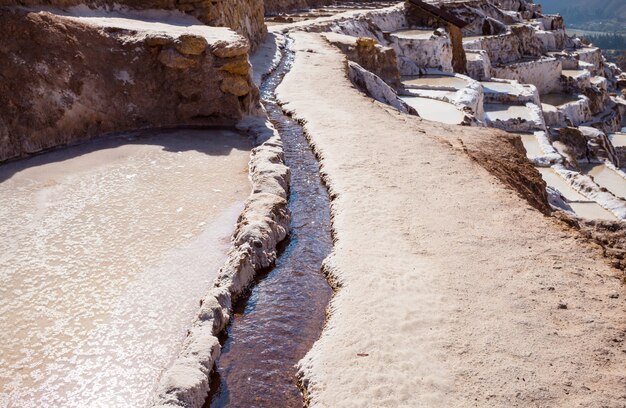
0,0,266,47
0,8,259,162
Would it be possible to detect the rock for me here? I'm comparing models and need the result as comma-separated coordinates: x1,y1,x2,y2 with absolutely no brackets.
221,75,251,96
174,34,208,56
158,48,199,69
219,58,251,76
145,34,174,47
211,39,250,58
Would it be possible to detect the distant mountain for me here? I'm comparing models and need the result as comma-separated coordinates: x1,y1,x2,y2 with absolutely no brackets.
538,0,626,24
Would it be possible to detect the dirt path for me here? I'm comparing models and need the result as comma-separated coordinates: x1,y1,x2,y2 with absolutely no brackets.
277,31,626,407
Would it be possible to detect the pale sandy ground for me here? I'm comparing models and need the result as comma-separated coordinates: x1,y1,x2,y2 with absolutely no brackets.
275,31,626,407
0,129,250,407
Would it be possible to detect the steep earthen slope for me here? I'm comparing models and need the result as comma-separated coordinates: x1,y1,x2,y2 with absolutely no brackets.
277,31,626,407
0,8,257,162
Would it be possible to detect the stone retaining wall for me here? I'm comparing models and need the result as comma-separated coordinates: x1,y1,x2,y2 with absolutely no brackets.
0,8,258,162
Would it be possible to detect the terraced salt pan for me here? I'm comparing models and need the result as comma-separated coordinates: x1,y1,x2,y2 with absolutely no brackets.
537,167,617,220
568,202,618,221
391,29,435,39
609,132,626,147
582,163,626,200
402,75,468,90
537,167,588,202
0,130,251,407
541,93,580,106
519,133,544,159
399,96,465,125
482,81,520,95
484,103,535,121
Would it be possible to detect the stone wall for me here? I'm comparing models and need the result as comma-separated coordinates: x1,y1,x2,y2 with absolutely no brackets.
0,0,266,48
0,8,258,162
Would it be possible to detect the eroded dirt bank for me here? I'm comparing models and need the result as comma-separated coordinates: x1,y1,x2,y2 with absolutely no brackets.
277,31,626,407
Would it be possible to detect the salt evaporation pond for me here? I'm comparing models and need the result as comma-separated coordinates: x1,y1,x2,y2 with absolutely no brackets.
400,96,464,125
582,163,626,200
482,81,520,96
0,129,251,407
537,167,617,220
402,75,468,90
541,93,580,107
484,104,535,121
562,69,587,78
609,132,626,148
519,133,544,159
391,29,434,39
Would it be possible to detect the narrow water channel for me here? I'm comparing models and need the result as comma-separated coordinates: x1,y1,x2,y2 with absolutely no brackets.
206,37,333,407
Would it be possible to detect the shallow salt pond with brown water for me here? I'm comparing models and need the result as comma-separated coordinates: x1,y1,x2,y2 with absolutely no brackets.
0,129,251,407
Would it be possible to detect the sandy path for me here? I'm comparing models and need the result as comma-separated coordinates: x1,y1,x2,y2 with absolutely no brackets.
276,31,626,407
0,129,250,408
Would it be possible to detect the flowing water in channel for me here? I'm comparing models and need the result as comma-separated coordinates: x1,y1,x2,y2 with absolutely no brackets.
207,38,333,407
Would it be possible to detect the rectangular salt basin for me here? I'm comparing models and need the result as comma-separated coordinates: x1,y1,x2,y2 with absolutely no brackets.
400,96,465,125
568,202,617,221
561,69,587,78
582,163,626,200
519,134,544,159
537,167,589,202
481,81,520,96
541,93,580,107
392,29,435,39
484,104,534,121
610,133,626,148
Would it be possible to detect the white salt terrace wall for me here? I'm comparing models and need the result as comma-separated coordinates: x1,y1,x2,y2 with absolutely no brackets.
491,57,562,95
463,24,544,65
466,50,491,80
390,30,454,74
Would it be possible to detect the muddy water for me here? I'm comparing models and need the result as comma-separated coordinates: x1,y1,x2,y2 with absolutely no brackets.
0,130,251,407
482,81,520,95
207,38,333,407
537,167,617,220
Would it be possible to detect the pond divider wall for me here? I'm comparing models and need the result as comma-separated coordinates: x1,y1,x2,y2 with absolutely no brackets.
153,117,291,408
